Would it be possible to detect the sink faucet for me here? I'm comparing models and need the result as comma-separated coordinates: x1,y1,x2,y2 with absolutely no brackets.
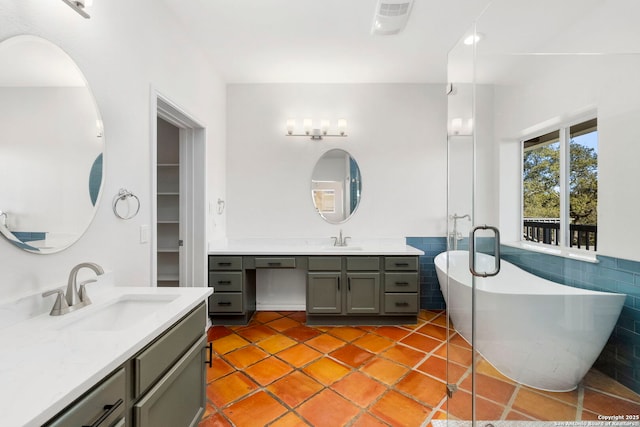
66,262,104,308
41,262,103,316
332,229,351,247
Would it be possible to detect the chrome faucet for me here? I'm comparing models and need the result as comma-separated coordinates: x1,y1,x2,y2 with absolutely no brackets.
66,262,104,307
332,229,351,247
42,262,104,316
449,213,471,251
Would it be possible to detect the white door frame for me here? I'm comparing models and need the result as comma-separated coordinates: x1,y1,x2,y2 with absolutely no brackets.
151,89,207,288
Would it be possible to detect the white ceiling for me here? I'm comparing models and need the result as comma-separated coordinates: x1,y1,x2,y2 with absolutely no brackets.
161,0,493,84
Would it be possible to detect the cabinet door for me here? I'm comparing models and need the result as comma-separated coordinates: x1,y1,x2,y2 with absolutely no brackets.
45,368,125,427
307,272,342,314
346,273,380,314
134,335,206,427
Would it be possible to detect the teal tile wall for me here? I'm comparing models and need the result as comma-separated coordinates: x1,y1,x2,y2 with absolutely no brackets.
500,245,640,394
406,237,447,310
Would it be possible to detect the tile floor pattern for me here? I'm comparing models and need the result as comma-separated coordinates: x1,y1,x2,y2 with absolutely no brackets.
199,310,640,427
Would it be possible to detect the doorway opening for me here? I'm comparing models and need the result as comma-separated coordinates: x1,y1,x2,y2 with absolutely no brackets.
152,91,207,288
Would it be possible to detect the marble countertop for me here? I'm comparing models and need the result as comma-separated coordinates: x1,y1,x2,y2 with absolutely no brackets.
208,238,424,256
0,285,212,427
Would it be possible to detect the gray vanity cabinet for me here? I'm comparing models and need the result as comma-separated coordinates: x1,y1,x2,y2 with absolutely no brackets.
346,257,380,314
307,257,381,316
44,303,208,427
307,272,342,313
133,336,206,427
45,368,126,427
130,303,207,427
208,254,420,325
307,257,342,314
208,256,256,324
383,257,419,314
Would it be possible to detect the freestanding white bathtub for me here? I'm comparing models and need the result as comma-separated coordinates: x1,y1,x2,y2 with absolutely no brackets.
434,250,625,392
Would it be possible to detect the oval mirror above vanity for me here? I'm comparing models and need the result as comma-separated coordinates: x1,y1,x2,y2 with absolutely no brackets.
311,148,362,224
0,35,105,253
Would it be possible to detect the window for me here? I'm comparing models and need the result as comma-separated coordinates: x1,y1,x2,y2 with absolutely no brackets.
522,118,598,250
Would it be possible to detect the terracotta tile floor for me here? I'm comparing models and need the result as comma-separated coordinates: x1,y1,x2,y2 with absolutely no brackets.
200,310,640,426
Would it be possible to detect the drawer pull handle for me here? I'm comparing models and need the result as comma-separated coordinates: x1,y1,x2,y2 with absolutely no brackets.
395,282,409,286
395,302,410,307
348,277,351,291
395,262,410,267
82,398,123,427
217,301,232,306
205,342,213,368
337,277,340,291
217,280,232,285
268,262,282,266
217,262,232,266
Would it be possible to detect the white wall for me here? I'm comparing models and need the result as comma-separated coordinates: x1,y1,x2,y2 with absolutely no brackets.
494,55,640,261
226,83,447,240
0,0,226,301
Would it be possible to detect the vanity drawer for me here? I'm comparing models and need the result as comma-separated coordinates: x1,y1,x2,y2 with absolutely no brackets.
46,368,125,427
134,303,205,398
209,256,243,270
347,257,380,271
384,293,418,313
384,257,418,271
208,272,242,292
254,257,296,268
308,256,342,271
209,293,243,313
385,273,418,292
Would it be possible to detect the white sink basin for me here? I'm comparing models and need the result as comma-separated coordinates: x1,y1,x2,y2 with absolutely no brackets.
54,294,179,331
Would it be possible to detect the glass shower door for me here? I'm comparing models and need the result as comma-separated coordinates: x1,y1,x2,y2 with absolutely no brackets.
444,1,640,426
445,21,503,426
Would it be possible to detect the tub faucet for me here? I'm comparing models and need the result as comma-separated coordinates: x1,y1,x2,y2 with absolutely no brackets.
332,229,351,247
449,213,471,251
66,262,104,308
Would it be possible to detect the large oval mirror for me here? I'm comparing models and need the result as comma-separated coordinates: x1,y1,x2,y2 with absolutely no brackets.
0,35,104,253
311,149,362,224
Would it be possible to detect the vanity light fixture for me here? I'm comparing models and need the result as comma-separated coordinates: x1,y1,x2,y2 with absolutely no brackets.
449,117,474,136
286,118,348,140
62,0,92,19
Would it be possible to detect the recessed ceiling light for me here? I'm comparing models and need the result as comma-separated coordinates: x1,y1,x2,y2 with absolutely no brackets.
463,33,484,46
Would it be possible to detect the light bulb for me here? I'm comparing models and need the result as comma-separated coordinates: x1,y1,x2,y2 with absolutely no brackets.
303,118,313,135
286,119,295,135
337,119,347,136
320,119,330,135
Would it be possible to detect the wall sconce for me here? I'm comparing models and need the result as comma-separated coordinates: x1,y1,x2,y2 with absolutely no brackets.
448,117,473,136
286,118,348,140
62,0,92,18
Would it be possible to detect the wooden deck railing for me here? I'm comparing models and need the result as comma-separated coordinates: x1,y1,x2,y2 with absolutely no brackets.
523,220,597,251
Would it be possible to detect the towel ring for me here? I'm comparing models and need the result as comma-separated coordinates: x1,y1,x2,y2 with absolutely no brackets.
112,188,140,220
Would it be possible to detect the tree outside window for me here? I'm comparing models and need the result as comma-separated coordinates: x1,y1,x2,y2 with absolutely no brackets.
522,118,598,250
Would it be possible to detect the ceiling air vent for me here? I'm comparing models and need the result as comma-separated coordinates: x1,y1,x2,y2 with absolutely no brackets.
371,0,414,35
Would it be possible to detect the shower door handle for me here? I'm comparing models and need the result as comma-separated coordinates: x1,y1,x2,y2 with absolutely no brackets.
469,225,501,277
